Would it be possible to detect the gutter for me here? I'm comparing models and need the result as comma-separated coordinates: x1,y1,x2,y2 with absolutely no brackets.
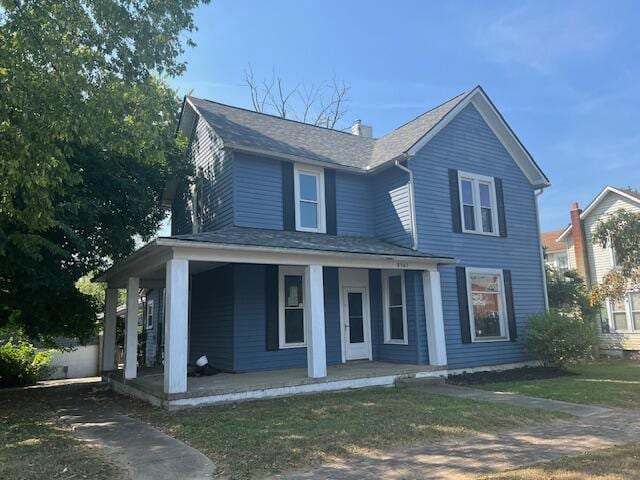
394,156,419,250
534,187,550,311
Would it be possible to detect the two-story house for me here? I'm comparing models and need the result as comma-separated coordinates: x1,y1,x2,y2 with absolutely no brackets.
556,187,640,357
98,86,550,408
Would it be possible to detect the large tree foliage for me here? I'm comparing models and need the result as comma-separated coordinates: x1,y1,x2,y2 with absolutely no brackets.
592,209,640,301
546,266,599,320
0,0,208,342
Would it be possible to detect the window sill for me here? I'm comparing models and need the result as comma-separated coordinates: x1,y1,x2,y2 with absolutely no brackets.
384,339,408,345
471,337,510,343
461,229,500,237
296,226,325,234
278,343,307,349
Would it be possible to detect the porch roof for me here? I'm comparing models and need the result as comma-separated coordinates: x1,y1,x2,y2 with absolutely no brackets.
96,227,456,287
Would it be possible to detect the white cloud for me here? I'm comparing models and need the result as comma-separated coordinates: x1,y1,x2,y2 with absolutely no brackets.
474,2,612,73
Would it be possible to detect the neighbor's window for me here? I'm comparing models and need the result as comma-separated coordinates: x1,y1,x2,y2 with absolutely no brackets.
279,266,306,347
146,300,154,330
458,171,498,235
294,164,325,233
611,297,628,331
610,293,640,332
555,253,569,275
382,271,407,344
631,293,640,331
467,268,508,341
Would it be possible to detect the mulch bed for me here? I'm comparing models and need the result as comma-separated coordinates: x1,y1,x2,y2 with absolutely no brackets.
446,366,577,386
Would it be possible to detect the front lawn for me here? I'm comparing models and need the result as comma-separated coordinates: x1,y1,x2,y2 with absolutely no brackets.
481,442,640,479
107,387,567,479
0,388,125,480
460,361,640,408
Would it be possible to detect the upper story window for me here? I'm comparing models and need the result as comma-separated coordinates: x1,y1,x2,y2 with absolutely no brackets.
294,164,325,233
382,270,408,344
466,268,509,342
458,171,499,236
555,253,569,274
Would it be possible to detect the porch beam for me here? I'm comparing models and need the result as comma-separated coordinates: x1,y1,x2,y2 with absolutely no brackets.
305,264,327,378
164,258,189,394
422,269,448,366
124,277,139,380
101,288,118,372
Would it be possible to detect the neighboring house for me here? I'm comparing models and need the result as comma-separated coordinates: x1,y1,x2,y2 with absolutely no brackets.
541,229,568,274
97,85,550,406
557,186,640,356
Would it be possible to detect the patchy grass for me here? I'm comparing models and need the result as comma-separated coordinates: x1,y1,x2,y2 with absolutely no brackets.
481,442,640,479
474,361,640,408
0,388,124,480
105,387,567,479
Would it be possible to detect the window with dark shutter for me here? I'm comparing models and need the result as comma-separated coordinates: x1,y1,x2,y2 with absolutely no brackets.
456,267,472,343
265,265,279,351
282,162,295,231
449,169,462,233
324,168,337,235
503,269,517,340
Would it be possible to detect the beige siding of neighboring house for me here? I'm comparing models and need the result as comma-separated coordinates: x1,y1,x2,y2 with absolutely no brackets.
574,191,640,353
566,236,576,270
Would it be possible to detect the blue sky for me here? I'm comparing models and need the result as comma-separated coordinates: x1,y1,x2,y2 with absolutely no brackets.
169,0,640,232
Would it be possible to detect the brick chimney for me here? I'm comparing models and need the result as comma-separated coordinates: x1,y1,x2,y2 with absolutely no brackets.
570,202,591,286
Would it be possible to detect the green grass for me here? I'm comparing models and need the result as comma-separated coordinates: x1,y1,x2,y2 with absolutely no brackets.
481,442,640,480
477,361,640,408
115,387,567,479
0,388,124,480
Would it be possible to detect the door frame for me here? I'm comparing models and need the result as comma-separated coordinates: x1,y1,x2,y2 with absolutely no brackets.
338,268,372,362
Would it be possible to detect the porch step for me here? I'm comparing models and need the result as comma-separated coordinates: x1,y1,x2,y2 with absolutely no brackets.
395,375,446,388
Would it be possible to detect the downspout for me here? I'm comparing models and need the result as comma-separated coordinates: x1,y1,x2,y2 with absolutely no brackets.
394,157,419,250
534,188,550,311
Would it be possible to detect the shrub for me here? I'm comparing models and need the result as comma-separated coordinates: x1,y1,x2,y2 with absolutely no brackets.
0,336,53,387
524,309,598,369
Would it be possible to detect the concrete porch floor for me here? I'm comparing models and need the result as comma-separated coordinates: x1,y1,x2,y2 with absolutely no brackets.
107,361,447,409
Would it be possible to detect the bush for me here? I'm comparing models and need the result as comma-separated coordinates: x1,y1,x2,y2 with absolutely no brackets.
0,336,53,387
524,309,598,369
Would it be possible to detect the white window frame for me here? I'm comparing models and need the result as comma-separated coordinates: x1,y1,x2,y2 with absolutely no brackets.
146,299,154,330
294,164,326,233
458,171,500,236
382,270,408,345
466,267,510,342
607,292,640,333
278,266,307,348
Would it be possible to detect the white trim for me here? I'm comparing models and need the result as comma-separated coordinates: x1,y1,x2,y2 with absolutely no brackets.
278,266,307,349
422,269,448,366
338,268,372,363
341,286,372,361
557,186,640,241
294,164,326,233
465,267,510,343
146,299,154,330
382,270,409,345
535,188,550,310
124,277,139,380
458,170,500,236
305,265,327,378
407,87,549,188
102,288,118,372
164,259,189,394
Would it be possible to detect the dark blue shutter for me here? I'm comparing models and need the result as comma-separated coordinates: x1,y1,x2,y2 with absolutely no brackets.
265,265,279,351
503,269,517,341
495,178,507,237
282,161,295,231
449,169,462,233
324,168,337,235
456,267,472,344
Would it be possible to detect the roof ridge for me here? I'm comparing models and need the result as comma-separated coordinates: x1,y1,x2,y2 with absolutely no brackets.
188,95,375,140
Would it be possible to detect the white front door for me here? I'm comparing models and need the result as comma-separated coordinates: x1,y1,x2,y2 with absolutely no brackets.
342,286,371,360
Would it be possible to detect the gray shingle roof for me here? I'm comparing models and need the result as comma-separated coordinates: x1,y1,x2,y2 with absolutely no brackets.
187,91,468,171
165,226,453,260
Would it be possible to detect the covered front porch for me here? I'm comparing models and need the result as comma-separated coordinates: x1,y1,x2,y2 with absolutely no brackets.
97,227,454,407
107,360,448,409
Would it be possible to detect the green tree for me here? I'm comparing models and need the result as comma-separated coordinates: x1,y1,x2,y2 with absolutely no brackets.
0,0,208,343
592,208,640,301
546,266,600,320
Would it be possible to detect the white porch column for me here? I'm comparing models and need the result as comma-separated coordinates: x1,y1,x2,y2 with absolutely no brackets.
124,277,139,380
305,264,327,378
164,258,189,394
422,268,448,367
102,288,118,372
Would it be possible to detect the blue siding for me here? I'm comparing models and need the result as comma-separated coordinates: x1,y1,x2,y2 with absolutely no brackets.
189,265,234,371
411,104,546,369
372,167,412,248
233,153,283,230
335,172,374,236
232,264,341,372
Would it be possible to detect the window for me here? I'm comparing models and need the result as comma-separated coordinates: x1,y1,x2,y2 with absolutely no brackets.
609,292,640,332
555,253,569,275
382,271,407,344
294,164,325,233
630,293,640,331
279,266,306,348
458,171,499,235
466,268,509,342
611,298,628,331
146,300,154,330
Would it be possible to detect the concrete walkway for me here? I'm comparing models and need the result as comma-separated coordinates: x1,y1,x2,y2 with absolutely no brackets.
46,382,216,480
276,385,640,480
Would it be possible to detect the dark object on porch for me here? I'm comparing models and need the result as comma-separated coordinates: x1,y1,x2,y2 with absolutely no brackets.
446,366,577,386
188,356,221,377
